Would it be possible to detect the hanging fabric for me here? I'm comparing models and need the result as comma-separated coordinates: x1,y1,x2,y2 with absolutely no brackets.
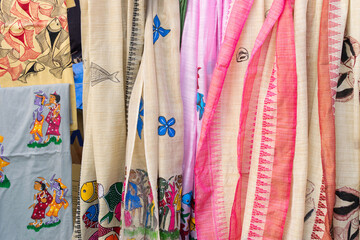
179,0,187,43
194,0,255,239
231,0,297,238
0,83,72,239
333,1,359,239
282,0,309,238
123,0,184,239
124,0,146,126
73,0,127,239
180,0,229,239
0,0,77,131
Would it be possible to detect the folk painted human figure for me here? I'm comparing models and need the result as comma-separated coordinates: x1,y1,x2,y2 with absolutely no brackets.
44,92,61,143
29,91,48,144
46,174,69,224
28,178,53,228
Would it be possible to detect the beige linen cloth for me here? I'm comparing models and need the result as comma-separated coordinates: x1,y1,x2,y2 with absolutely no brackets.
282,0,309,238
333,1,360,239
218,0,274,236
73,0,127,239
74,1,183,240
123,0,183,239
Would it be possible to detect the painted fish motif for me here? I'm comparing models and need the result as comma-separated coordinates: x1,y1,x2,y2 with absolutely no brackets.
100,182,123,223
80,181,98,203
90,62,120,86
82,204,99,228
18,62,45,83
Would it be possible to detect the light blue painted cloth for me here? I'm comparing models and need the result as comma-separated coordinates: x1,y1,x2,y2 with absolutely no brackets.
0,84,72,240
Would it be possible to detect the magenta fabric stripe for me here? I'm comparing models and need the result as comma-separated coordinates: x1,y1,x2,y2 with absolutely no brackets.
194,1,254,239
229,0,286,239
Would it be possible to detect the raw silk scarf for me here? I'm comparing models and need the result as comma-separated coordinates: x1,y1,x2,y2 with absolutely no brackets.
282,0,309,238
180,0,229,239
302,0,326,238
333,1,360,239
122,1,183,239
0,83,72,239
0,0,77,131
302,0,348,239
194,0,297,239
73,0,127,239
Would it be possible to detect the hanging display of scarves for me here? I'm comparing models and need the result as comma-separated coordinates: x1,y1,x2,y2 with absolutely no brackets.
0,1,360,240
180,0,229,239
194,0,280,238
123,0,183,239
73,0,127,239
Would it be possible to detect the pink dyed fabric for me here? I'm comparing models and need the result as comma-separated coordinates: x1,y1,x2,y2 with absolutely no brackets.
231,0,297,238
193,1,254,239
194,0,297,238
180,0,230,239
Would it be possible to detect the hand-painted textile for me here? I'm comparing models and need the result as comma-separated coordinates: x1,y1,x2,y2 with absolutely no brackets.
0,0,77,131
0,83,72,239
123,0,183,239
73,0,127,239
179,0,230,239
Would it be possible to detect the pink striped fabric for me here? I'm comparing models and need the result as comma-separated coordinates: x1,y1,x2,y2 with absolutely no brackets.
194,1,254,239
316,0,336,238
180,0,229,239
230,0,297,238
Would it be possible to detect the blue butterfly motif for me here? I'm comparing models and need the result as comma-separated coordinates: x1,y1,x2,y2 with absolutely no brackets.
158,116,176,137
197,92,206,120
137,98,144,139
153,15,171,44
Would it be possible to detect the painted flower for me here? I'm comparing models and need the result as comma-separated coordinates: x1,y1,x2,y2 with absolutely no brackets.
153,15,170,44
197,93,206,120
137,98,144,139
158,116,176,137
